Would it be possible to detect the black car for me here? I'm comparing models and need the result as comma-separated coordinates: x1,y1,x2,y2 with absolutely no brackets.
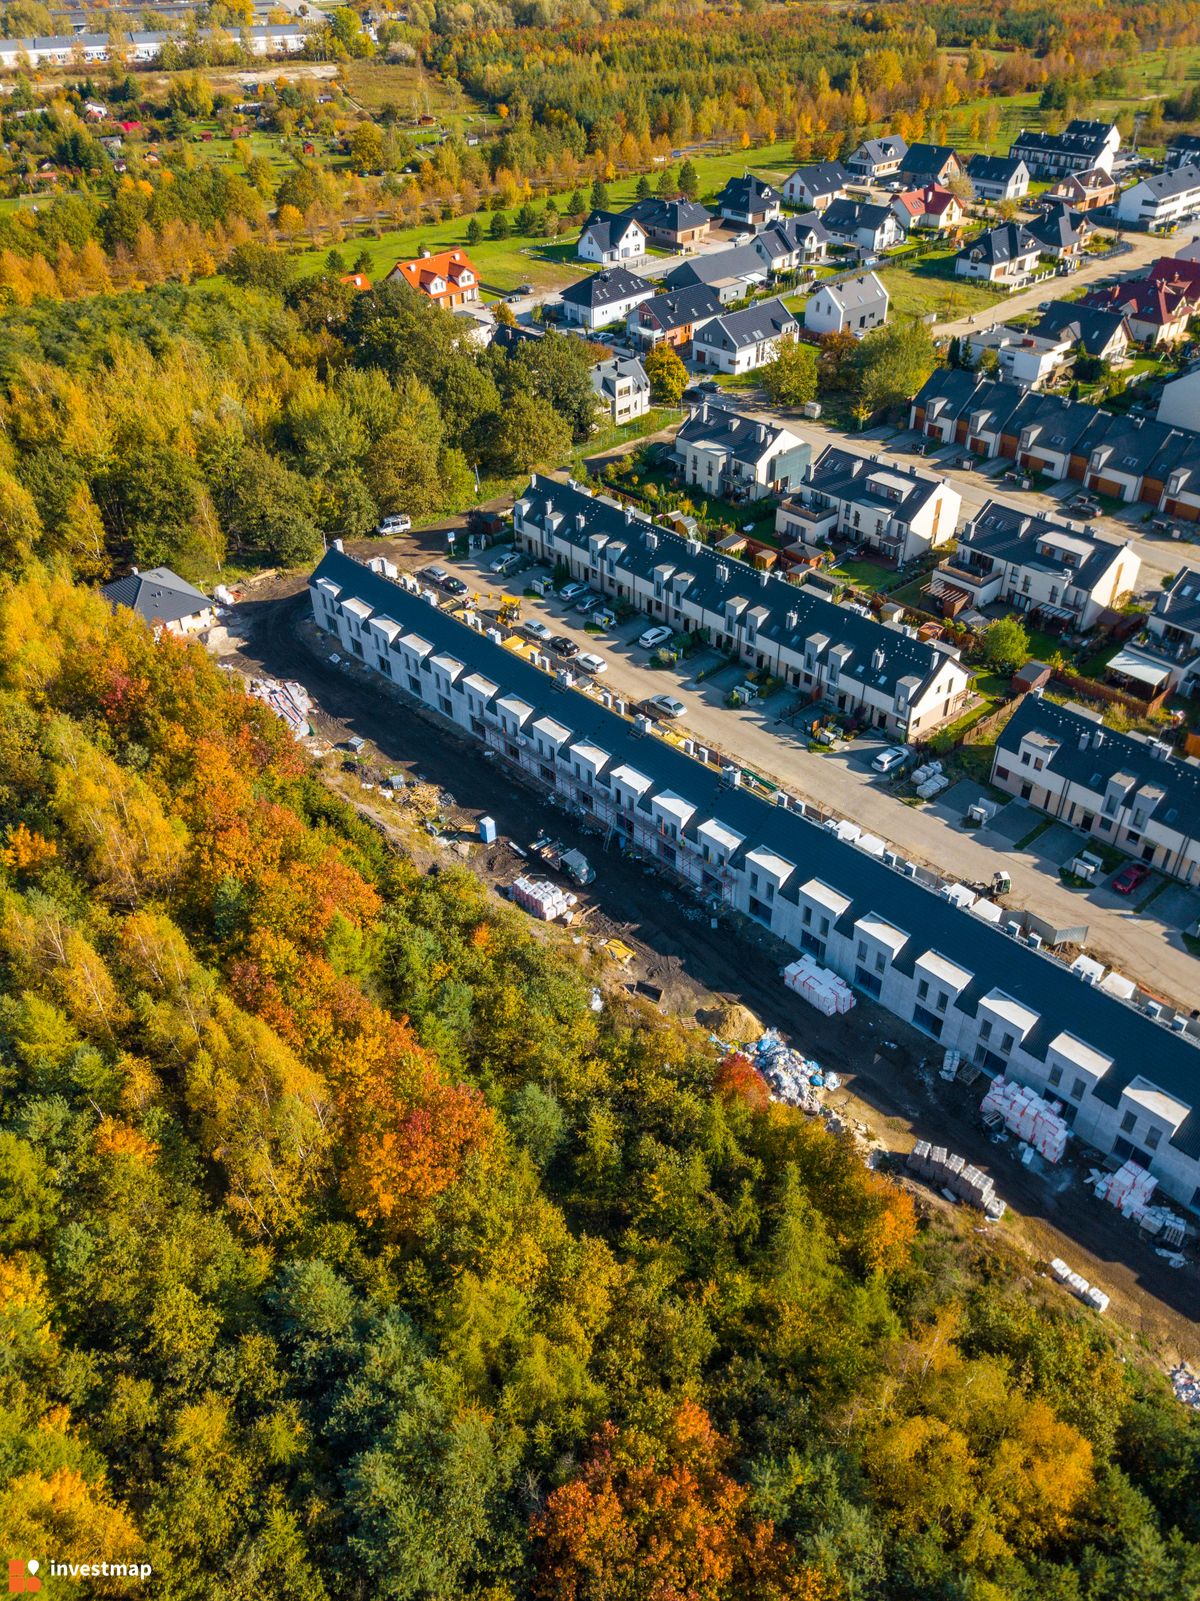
550,636,579,658
442,576,468,596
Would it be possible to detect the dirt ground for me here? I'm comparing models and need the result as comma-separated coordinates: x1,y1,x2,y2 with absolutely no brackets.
215,581,1200,1368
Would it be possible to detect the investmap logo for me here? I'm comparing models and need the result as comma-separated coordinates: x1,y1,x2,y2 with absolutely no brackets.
8,1558,153,1589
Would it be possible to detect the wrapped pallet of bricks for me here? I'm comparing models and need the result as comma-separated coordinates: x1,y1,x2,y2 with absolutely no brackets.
908,1141,932,1176
511,877,575,922
979,1078,1069,1162
781,956,855,1017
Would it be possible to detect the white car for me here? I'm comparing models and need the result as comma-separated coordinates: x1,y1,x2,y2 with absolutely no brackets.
872,745,911,774
378,514,412,534
577,651,608,675
648,694,686,719
522,619,553,643
638,625,673,650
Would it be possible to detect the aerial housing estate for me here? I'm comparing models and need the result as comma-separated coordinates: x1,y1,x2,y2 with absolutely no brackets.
309,545,1200,1213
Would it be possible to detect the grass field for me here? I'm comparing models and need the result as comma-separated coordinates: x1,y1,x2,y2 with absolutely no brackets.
340,59,497,137
881,261,1003,321
300,138,799,294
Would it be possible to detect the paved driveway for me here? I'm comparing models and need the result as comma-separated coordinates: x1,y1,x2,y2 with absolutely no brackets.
436,548,1200,1009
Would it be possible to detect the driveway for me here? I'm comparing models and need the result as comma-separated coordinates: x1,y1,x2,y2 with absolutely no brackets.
411,546,1200,1009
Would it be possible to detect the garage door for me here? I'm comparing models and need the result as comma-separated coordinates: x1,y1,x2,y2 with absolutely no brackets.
1090,476,1124,499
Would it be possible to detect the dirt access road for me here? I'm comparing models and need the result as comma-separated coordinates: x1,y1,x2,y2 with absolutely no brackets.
216,583,1200,1362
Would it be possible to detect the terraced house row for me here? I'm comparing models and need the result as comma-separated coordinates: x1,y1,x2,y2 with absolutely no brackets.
512,474,972,740
307,546,1200,1213
911,370,1200,519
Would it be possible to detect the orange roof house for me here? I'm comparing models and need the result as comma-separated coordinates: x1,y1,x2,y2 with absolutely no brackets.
341,273,371,291
386,248,480,308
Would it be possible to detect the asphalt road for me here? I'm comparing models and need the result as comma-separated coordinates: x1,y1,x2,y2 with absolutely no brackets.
215,585,1200,1350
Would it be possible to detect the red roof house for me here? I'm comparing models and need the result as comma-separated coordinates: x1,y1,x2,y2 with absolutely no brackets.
385,247,481,308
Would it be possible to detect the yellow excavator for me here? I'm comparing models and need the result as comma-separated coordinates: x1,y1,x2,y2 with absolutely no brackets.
498,595,522,627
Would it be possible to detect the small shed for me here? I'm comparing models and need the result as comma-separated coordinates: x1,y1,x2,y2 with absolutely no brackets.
1012,659,1053,695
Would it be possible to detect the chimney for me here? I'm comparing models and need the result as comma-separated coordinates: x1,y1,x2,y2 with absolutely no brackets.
1079,730,1090,750
577,512,586,530
758,568,769,587
419,246,431,258
786,609,798,630
871,646,885,672
716,561,730,583
332,540,344,553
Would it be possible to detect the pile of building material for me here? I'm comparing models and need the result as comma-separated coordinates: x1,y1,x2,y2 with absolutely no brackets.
911,760,948,800
781,956,855,1016
1091,1161,1190,1245
940,1049,963,1081
1170,1365,1200,1409
248,677,312,738
1050,1256,1110,1314
981,1077,1069,1162
510,876,577,922
749,1029,841,1113
908,1140,1007,1220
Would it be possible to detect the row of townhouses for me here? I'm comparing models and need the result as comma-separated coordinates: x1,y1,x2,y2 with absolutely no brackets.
911,370,1200,520
992,696,1200,885
0,23,308,65
776,447,961,567
308,546,1200,1213
511,469,973,739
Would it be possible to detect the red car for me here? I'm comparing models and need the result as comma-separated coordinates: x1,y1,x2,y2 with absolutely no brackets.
1112,862,1150,896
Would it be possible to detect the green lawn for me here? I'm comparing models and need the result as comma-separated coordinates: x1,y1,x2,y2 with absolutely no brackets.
879,263,1002,323
298,137,800,295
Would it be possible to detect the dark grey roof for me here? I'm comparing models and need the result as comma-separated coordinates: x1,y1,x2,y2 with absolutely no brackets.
591,355,649,401
959,499,1130,590
624,196,713,234
717,174,783,212
634,282,724,331
515,472,946,701
1027,207,1090,252
997,695,1200,846
1156,566,1200,636
786,161,850,195
311,543,1200,1158
560,266,653,309
806,445,943,524
1125,165,1200,203
695,296,798,351
663,243,768,289
957,222,1040,267
1011,127,1112,159
901,142,959,176
101,567,210,625
754,213,830,261
1065,118,1118,140
850,135,908,167
492,322,544,355
967,154,1027,184
675,405,799,466
579,208,644,253
822,198,893,235
1033,301,1128,354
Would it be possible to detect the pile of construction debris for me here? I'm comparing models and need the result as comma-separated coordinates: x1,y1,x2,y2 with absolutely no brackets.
908,1141,1007,1221
747,1029,840,1114
248,677,312,738
1170,1365,1200,1409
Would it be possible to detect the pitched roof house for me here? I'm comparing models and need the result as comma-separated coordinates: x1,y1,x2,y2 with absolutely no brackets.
846,135,908,179
590,355,650,424
675,404,811,500
715,175,784,227
1026,206,1092,259
576,208,647,264
559,266,654,330
101,567,216,635
1084,278,1195,346
751,213,830,271
955,222,1041,284
692,297,800,375
1044,167,1118,211
804,272,889,336
782,161,850,211
662,243,770,303
626,283,724,349
386,247,480,307
822,198,902,252
890,185,964,233
777,445,961,565
623,196,713,249
966,154,1030,201
898,143,962,187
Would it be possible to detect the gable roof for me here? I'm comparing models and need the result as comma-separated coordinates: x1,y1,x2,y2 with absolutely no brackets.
851,135,908,166
676,404,799,465
634,282,724,331
591,354,649,400
312,542,1200,1154
807,445,945,525
560,266,653,310
663,243,769,289
901,142,959,176
1032,301,1128,354
389,248,478,296
1027,206,1091,251
695,296,799,350
785,160,850,195
894,184,959,218
1123,165,1200,203
1011,126,1113,159
967,154,1027,184
1156,566,1200,635
1085,277,1191,327
823,198,894,234
814,272,889,312
623,196,712,234
753,214,830,261
716,174,784,211
960,499,1130,591
958,222,1040,266
579,208,645,253
102,567,211,626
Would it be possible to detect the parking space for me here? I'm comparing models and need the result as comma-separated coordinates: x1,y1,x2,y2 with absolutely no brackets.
1152,882,1200,933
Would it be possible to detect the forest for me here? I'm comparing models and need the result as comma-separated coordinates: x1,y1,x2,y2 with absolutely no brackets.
2,568,1200,1598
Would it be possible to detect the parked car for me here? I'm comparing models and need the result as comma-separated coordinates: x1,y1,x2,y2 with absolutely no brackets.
577,651,608,675
420,565,449,587
441,576,468,597
550,636,579,658
648,694,686,719
378,513,412,534
638,625,674,650
522,619,553,643
491,552,522,577
559,581,589,601
574,593,602,614
871,745,911,774
1112,862,1150,896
